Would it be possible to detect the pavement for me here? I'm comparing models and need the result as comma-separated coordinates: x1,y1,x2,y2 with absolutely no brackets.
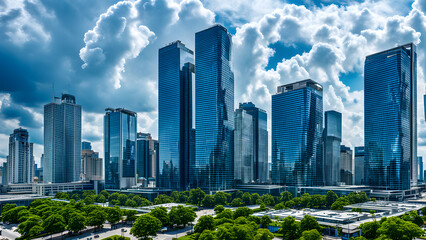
0,224,21,240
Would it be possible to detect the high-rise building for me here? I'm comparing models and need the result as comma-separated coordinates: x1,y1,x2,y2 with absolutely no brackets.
6,128,34,184
44,94,81,183
364,43,417,190
136,133,159,184
354,146,365,185
418,156,424,182
81,148,103,181
158,41,194,191
234,102,268,184
340,145,353,185
323,111,342,186
2,162,7,185
82,141,92,150
104,108,137,189
193,25,234,192
271,79,323,186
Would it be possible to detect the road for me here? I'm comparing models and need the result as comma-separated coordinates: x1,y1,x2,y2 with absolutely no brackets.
0,224,21,240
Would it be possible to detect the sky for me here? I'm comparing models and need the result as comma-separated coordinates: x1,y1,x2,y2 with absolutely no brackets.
0,0,426,166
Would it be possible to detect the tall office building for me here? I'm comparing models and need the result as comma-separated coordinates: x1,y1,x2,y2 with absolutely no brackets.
194,25,234,192
271,79,323,186
136,133,159,183
364,43,417,190
44,94,81,183
6,128,34,184
2,163,7,185
340,145,353,185
323,111,342,186
81,148,103,181
234,102,268,184
354,146,365,185
158,40,194,191
104,108,137,189
82,141,92,151
418,156,424,182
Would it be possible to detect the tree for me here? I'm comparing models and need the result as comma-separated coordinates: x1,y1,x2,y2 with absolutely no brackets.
260,215,271,228
29,225,44,237
124,210,138,222
84,195,95,205
153,194,174,205
42,214,66,234
2,206,27,223
2,203,16,213
125,199,138,208
260,194,275,206
214,205,225,214
216,209,234,220
255,229,274,240
280,216,300,240
189,188,206,205
55,192,69,200
326,191,338,207
199,229,217,240
149,207,169,226
360,220,380,239
169,205,196,227
86,209,107,230
280,191,293,202
377,217,423,240
130,214,161,240
18,215,42,237
195,215,215,233
100,190,110,199
300,215,321,233
300,229,321,240
109,192,119,202
118,194,128,205
214,192,228,206
71,194,80,201
234,207,253,219
251,193,260,205
96,194,107,203
68,212,86,233
106,207,122,225
202,195,215,207
242,192,252,205
231,198,244,207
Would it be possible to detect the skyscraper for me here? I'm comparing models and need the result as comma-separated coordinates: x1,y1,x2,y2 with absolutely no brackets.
44,94,81,183
136,133,159,183
194,25,234,192
364,43,417,190
340,145,353,185
418,156,424,182
234,102,268,184
354,146,365,185
81,148,103,181
272,79,323,186
323,111,342,186
104,108,136,189
82,141,92,150
6,128,34,184
158,41,194,191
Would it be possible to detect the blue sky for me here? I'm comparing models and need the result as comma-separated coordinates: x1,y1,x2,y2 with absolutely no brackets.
0,0,426,164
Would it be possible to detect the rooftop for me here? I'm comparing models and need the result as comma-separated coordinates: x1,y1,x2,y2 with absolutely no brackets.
276,79,322,94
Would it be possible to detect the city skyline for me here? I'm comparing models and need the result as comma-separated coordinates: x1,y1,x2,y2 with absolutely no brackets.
2,0,426,167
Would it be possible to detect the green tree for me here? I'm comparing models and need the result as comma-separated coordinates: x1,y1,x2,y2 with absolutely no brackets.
2,206,27,223
68,212,86,233
130,214,161,240
325,191,338,207
199,229,218,240
234,191,244,199
124,210,138,222
96,194,107,203
360,220,380,239
149,207,169,226
280,191,293,202
260,194,275,206
54,192,69,200
285,200,296,208
86,209,107,230
153,194,174,205
255,229,274,240
300,229,321,240
216,209,233,220
242,192,252,205
189,188,206,205
234,207,253,219
231,198,244,207
29,225,44,237
377,217,423,240
280,216,300,240
106,207,122,225
260,215,271,228
71,194,80,201
169,205,196,227
214,192,228,206
109,192,119,202
84,195,95,205
194,215,215,233
202,195,215,207
42,214,66,234
300,215,321,233
251,193,260,205
18,215,42,237
118,194,128,205
214,205,225,214
2,203,16,213
100,190,110,199
125,199,138,208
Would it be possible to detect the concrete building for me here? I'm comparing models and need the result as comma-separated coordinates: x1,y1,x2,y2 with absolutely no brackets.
340,145,353,185
7,128,34,184
81,149,103,181
354,147,365,185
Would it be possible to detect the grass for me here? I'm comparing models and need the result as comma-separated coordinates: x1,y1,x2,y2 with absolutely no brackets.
101,235,130,240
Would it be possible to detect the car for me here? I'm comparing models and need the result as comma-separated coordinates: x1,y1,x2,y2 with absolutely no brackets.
121,229,127,232
94,235,99,238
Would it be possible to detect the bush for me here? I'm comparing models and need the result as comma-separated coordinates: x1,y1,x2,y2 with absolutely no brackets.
102,235,130,240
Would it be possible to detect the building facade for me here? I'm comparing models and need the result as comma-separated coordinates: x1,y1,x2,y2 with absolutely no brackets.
136,133,159,184
158,41,194,191
44,94,81,183
364,43,417,190
81,149,103,181
340,145,353,185
354,146,365,185
82,141,92,151
6,128,34,184
193,25,234,192
104,108,137,189
323,111,342,186
234,102,268,184
271,79,323,186
418,156,424,182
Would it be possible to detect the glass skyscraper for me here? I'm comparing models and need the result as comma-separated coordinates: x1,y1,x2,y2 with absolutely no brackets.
234,102,268,184
323,111,341,186
364,43,417,190
340,145,353,185
193,25,234,192
44,94,81,183
136,133,158,183
354,146,365,185
418,156,423,182
7,128,34,184
158,41,194,191
272,79,323,186
104,108,136,189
